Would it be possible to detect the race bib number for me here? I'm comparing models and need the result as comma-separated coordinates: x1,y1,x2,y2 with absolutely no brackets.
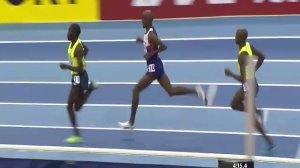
148,64,155,72
73,75,80,85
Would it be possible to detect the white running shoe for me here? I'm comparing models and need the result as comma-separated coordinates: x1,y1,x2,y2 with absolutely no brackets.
196,85,207,106
89,81,99,90
118,121,134,129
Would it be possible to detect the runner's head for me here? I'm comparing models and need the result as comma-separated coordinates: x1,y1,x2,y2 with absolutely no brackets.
68,24,81,41
142,10,154,28
235,28,248,45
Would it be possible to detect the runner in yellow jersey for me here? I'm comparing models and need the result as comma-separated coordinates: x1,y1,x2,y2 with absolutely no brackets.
225,29,275,150
60,24,98,144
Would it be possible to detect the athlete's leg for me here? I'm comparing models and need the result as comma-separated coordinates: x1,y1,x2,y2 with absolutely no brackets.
73,72,97,112
67,86,81,136
254,85,274,148
74,83,96,112
231,87,245,111
254,116,274,147
231,87,274,148
158,74,197,96
129,74,155,125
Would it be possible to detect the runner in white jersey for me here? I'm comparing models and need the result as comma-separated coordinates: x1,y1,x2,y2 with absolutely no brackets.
118,10,207,129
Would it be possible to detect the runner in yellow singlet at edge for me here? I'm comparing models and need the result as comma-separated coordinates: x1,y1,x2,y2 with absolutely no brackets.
225,29,275,150
60,24,98,144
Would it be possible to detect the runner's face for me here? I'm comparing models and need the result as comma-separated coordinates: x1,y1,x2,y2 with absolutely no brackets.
142,15,148,28
67,26,75,41
235,31,241,45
